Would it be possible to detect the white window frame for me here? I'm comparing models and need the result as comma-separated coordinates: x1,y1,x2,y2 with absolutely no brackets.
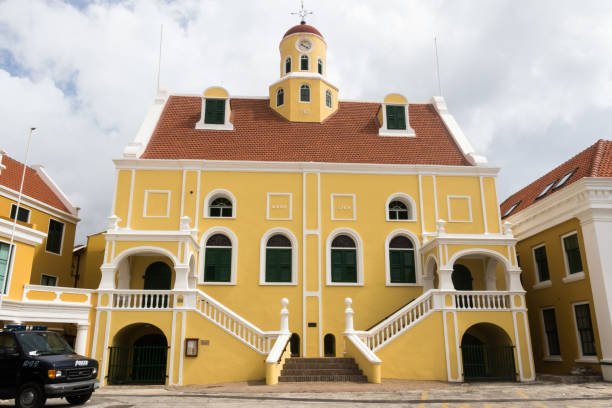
384,230,422,287
40,273,58,287
196,97,234,131
203,189,236,219
45,218,65,256
266,193,292,221
561,231,585,283
0,240,16,295
299,83,311,103
447,195,473,223
143,190,171,218
331,193,356,221
531,243,552,290
378,104,415,137
299,54,310,71
540,307,562,361
199,227,238,285
259,228,298,286
385,193,417,222
10,204,31,223
325,228,364,286
571,301,599,363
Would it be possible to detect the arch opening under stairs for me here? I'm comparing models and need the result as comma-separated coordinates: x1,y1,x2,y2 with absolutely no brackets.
461,323,517,382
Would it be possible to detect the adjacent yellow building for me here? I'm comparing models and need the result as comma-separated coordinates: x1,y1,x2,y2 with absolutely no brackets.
501,139,612,381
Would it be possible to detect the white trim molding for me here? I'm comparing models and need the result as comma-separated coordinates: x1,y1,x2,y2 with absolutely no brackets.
259,228,298,286
203,189,237,219
266,193,293,221
447,195,473,223
143,190,171,218
325,228,364,286
331,193,356,221
384,229,422,286
385,193,417,222
198,226,238,285
0,218,46,246
123,88,170,158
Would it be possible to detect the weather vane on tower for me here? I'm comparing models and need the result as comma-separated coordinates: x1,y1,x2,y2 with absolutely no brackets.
291,1,313,24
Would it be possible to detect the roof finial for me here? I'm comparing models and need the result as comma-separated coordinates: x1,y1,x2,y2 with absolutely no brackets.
291,0,313,24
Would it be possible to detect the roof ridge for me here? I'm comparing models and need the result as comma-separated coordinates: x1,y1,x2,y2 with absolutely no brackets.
590,139,607,177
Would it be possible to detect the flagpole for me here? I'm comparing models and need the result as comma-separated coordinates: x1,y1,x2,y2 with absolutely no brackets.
0,127,35,310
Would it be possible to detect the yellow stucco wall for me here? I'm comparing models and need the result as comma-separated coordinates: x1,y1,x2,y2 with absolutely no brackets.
517,218,601,374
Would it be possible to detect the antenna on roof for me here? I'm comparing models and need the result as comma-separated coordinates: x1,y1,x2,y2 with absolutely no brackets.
291,0,313,24
156,24,164,93
434,36,443,97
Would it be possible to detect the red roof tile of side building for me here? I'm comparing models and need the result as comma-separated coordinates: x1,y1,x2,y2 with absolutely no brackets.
500,139,612,218
0,155,70,213
140,96,472,166
283,23,323,39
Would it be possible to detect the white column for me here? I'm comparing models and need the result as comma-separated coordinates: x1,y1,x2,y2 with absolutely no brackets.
173,266,190,290
116,259,130,289
485,259,498,291
438,268,454,290
344,298,354,333
99,265,116,290
280,298,289,333
75,324,89,356
579,210,612,381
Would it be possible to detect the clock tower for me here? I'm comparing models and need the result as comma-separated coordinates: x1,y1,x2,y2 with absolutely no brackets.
268,21,339,123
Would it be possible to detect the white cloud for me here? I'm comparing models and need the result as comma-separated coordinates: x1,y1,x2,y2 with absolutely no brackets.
0,0,610,242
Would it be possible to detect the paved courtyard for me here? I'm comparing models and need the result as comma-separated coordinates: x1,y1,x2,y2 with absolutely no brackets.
3,381,612,407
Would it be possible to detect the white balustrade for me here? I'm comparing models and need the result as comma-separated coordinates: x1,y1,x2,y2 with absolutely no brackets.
22,284,93,305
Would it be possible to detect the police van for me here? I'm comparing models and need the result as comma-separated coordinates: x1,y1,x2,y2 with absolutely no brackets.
0,326,99,408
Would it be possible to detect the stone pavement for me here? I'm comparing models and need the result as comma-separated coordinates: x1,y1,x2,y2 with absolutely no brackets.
2,380,612,407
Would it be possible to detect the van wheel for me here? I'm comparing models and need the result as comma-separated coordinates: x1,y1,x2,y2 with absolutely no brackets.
16,382,45,408
66,392,92,405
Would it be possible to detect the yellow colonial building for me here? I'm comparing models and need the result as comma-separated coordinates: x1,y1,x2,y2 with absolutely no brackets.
2,19,536,386
501,139,612,381
0,151,90,350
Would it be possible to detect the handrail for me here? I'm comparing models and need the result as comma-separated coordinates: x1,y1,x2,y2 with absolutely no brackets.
265,333,291,364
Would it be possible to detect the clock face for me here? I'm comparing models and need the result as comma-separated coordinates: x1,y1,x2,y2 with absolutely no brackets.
296,38,313,53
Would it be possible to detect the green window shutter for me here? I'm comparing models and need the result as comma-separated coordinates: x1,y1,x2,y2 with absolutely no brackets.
204,99,226,124
386,105,406,130
342,250,357,283
45,219,64,254
204,248,231,282
563,234,583,274
331,250,343,282
389,250,416,283
0,243,11,294
404,250,416,283
266,249,292,283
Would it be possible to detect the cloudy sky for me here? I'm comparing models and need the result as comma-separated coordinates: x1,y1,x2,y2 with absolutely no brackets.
1,0,610,243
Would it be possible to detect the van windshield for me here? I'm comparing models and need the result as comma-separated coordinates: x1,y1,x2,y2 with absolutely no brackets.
16,332,74,356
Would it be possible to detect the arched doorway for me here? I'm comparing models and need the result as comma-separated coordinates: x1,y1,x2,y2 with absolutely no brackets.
461,323,516,381
108,324,168,385
144,262,172,290
324,334,335,357
290,333,300,357
452,264,473,290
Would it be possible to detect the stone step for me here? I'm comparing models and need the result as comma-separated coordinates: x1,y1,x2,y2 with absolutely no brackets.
283,362,358,369
278,374,367,382
281,368,363,376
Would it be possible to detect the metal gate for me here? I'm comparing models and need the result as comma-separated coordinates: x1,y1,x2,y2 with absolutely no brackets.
107,346,168,384
461,345,516,381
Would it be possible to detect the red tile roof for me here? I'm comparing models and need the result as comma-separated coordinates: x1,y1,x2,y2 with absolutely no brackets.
140,96,471,166
500,139,612,218
0,155,69,213
283,23,323,39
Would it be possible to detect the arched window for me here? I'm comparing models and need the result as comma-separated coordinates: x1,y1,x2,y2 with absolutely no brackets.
300,54,309,70
204,234,232,282
209,197,232,217
265,234,292,283
330,235,357,283
318,58,323,75
300,84,310,102
388,236,415,283
285,56,291,74
388,200,409,220
325,90,332,108
276,88,284,107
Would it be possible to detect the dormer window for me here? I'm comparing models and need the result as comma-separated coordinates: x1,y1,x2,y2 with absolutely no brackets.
300,84,310,102
318,58,323,75
204,99,225,124
285,56,292,74
378,96,415,137
276,88,284,107
300,55,309,71
197,87,233,131
386,105,406,130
